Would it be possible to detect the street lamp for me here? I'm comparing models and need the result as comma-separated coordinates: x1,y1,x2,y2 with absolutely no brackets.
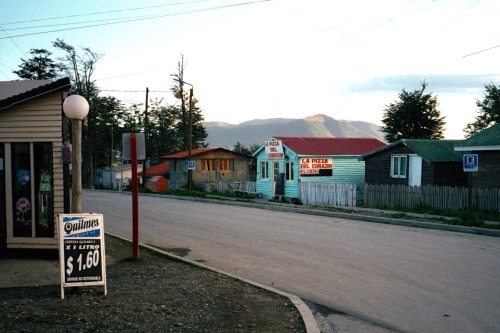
63,95,89,213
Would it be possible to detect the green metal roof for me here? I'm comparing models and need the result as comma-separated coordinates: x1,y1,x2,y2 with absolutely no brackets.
403,139,465,163
360,139,465,163
455,123,500,150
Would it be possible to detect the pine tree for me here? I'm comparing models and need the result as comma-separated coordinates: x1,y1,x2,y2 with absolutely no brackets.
13,49,59,79
464,83,500,137
381,82,445,142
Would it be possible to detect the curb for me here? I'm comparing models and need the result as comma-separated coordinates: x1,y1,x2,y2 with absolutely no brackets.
106,232,320,333
136,191,500,238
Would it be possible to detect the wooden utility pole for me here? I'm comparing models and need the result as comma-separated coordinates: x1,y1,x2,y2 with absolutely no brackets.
142,87,149,188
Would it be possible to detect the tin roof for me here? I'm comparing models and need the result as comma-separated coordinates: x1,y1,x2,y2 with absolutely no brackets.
361,139,464,163
144,161,170,175
273,137,386,155
455,123,500,151
161,147,252,159
0,78,71,111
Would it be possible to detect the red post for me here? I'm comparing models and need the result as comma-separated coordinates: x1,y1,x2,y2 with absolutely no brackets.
130,133,139,259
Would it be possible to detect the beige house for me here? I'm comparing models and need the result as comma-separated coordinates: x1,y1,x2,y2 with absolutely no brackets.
162,148,255,190
0,78,71,249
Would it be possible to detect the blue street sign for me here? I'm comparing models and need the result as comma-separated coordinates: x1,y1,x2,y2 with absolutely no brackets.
463,154,478,172
187,160,195,170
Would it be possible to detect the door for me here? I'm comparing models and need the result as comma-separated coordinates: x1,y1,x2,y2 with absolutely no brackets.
271,161,280,196
409,155,422,186
0,144,5,247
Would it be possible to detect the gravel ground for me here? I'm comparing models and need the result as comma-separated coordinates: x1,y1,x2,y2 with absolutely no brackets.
0,235,306,333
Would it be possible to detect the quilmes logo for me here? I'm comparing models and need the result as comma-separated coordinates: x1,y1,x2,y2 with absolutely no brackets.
63,216,101,237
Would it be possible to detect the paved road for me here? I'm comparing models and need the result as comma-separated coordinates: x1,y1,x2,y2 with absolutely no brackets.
83,191,500,333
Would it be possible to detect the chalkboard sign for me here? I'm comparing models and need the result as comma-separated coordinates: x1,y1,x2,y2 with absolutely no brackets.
275,172,285,196
58,213,107,299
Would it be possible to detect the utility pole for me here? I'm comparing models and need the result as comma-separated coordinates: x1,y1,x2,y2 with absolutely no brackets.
142,87,149,188
188,86,193,191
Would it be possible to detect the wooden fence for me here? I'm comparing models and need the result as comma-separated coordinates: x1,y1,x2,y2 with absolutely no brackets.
299,182,356,207
213,180,256,195
363,184,500,212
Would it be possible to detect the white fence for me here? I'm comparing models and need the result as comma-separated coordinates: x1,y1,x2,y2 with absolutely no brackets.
364,184,500,212
299,182,356,207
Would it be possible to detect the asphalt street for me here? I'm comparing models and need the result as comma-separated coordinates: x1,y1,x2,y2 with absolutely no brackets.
83,190,500,333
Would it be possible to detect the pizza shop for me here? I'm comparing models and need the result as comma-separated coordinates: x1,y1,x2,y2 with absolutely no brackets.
0,78,71,250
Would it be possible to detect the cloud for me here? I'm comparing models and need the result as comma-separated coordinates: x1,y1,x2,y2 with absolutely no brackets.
345,74,499,94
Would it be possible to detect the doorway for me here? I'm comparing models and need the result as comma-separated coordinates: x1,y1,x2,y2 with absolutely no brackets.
409,155,422,187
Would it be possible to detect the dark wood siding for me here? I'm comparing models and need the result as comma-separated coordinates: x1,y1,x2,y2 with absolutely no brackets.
472,151,500,188
365,145,413,185
433,162,468,186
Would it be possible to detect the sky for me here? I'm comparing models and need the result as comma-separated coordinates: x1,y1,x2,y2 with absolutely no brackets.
1,0,499,139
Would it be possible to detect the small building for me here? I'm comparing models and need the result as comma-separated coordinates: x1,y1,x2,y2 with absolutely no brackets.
162,147,255,190
100,163,144,190
454,123,500,188
0,78,71,249
360,139,468,187
253,137,386,200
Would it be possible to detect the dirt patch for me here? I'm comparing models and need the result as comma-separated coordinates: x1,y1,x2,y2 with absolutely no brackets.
0,235,306,333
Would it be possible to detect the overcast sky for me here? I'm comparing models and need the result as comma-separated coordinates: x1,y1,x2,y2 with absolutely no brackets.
1,0,499,139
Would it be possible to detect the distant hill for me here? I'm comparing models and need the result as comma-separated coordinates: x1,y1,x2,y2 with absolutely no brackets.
203,114,385,149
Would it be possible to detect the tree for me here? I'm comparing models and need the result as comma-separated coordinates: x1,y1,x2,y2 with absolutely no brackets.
464,83,500,137
381,82,445,142
13,48,60,79
233,142,260,156
53,39,103,188
170,56,207,153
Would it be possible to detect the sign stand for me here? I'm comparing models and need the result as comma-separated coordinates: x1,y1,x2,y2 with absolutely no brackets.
58,213,107,299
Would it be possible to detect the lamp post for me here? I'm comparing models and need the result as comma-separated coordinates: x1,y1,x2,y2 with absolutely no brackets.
63,95,89,213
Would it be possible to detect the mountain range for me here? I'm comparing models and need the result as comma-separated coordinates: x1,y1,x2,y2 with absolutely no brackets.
203,114,386,149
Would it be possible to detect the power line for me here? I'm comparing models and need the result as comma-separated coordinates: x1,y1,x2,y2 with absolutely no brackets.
0,0,270,40
462,44,500,58
101,89,170,93
0,0,211,26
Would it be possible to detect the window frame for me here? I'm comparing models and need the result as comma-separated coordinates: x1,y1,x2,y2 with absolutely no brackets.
391,154,407,178
260,161,269,180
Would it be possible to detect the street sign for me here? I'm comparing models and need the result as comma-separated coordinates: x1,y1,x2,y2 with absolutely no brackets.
122,133,146,160
463,154,478,172
58,213,107,299
187,160,195,170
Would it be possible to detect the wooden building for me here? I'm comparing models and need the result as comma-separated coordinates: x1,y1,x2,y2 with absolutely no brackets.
455,123,500,188
162,147,255,190
253,137,386,200
0,78,71,249
360,139,468,187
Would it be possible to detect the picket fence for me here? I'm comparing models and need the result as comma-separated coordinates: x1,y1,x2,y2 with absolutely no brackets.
298,182,356,207
213,180,357,207
364,184,500,212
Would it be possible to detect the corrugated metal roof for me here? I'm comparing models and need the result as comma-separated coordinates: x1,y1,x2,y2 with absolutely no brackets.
455,123,500,149
161,147,216,159
360,139,465,163
273,136,386,155
403,139,464,162
0,78,71,110
145,161,169,175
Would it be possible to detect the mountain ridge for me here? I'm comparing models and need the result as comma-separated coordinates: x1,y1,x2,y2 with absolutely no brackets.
203,114,385,149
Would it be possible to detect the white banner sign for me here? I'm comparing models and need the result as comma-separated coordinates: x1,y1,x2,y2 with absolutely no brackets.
264,140,284,159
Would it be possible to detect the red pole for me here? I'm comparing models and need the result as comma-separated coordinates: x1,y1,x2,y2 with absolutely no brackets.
131,133,139,259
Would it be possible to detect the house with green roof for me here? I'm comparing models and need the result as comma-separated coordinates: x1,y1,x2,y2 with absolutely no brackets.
455,123,500,188
359,139,468,187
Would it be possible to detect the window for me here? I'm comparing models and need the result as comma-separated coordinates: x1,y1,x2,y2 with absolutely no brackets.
285,161,294,181
391,155,407,178
11,142,54,238
260,161,269,179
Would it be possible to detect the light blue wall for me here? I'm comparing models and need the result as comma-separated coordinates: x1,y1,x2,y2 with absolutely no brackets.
255,146,366,200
